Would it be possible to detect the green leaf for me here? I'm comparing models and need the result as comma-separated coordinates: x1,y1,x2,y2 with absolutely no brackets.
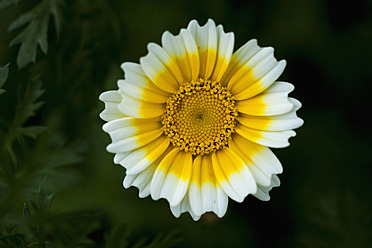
133,230,182,248
0,63,9,95
33,178,55,213
8,0,63,68
0,232,27,248
14,76,44,129
105,223,129,248
3,76,45,162
18,126,48,139
23,203,30,220
0,0,21,10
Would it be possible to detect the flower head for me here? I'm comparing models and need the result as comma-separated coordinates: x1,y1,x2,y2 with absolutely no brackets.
99,19,303,220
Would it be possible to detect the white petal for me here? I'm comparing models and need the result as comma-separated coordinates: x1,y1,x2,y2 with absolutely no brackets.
159,152,192,206
236,124,297,148
118,136,169,175
106,129,163,153
231,134,283,181
253,174,281,201
99,90,123,102
151,149,179,201
229,139,272,187
200,182,215,213
212,149,257,202
187,19,218,79
113,152,130,164
118,94,165,118
236,82,294,116
188,156,203,215
215,184,228,217
120,62,167,94
161,29,199,82
118,81,168,103
170,193,201,221
221,38,261,86
99,91,125,121
123,165,156,198
210,25,234,82
251,146,283,174
140,43,183,93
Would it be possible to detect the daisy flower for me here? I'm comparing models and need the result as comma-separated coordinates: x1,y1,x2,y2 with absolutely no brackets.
99,19,303,220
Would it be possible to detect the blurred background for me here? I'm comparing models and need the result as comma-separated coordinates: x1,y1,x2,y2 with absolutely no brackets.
1,0,371,247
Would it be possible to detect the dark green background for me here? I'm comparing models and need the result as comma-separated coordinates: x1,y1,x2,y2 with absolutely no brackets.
1,0,371,247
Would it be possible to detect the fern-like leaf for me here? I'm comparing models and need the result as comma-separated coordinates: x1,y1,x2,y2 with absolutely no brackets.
4,76,46,162
133,230,182,248
0,0,21,10
0,63,9,95
9,0,63,68
105,223,129,248
13,76,44,131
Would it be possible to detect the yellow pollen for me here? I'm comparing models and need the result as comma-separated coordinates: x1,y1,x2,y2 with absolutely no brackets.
162,79,238,155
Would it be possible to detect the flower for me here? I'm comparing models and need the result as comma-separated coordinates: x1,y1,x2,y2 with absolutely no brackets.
99,19,303,220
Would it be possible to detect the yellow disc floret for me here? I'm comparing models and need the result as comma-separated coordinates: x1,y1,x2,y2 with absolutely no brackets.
162,79,238,155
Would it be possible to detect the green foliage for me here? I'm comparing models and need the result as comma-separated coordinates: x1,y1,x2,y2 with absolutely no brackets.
8,0,63,68
0,183,104,248
132,230,182,248
105,222,129,248
2,76,46,163
0,3,181,244
0,0,21,10
0,63,9,95
1,0,371,247
105,224,182,248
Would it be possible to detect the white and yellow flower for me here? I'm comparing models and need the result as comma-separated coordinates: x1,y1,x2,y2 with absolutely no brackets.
99,19,303,220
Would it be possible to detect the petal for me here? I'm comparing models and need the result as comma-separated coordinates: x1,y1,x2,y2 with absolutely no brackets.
113,152,130,164
253,174,280,201
221,38,286,100
187,19,217,79
121,62,169,94
162,29,200,82
99,91,126,121
140,43,183,93
119,136,170,175
106,128,163,153
221,39,261,86
103,118,162,143
200,156,217,212
237,97,304,131
118,94,165,118
211,148,257,202
200,155,229,217
233,134,283,174
102,117,160,133
118,80,169,103
210,25,234,82
160,151,193,206
233,60,286,100
235,123,296,148
215,184,229,217
188,156,203,215
170,193,201,221
236,82,294,116
151,149,193,206
151,148,179,201
99,90,123,102
229,139,271,187
226,46,275,92
188,155,229,218
227,48,286,100
123,164,157,198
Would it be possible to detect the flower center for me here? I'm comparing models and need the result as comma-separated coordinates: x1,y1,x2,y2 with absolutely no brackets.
162,79,238,155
